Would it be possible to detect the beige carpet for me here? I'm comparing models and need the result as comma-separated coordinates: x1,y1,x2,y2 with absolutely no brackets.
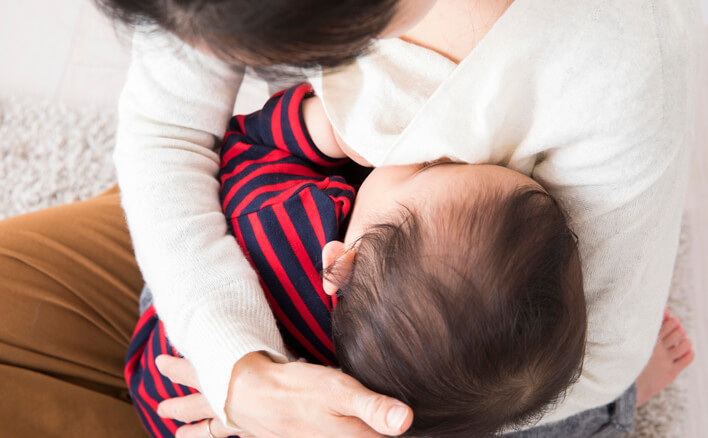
0,97,692,437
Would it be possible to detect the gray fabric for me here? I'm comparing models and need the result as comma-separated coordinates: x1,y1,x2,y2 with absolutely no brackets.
139,284,153,316
503,385,636,438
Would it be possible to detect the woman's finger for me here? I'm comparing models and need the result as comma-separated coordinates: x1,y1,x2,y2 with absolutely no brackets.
322,414,395,438
156,354,200,389
324,372,413,436
157,393,215,423
174,418,254,438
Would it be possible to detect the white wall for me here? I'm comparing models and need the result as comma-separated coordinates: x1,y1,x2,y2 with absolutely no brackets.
0,0,131,108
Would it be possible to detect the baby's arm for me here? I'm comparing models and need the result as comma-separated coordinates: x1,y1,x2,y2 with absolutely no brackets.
303,95,372,166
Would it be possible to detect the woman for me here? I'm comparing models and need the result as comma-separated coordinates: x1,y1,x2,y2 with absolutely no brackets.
0,0,701,437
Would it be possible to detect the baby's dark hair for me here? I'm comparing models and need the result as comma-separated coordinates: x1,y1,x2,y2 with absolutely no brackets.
329,186,587,437
94,0,400,68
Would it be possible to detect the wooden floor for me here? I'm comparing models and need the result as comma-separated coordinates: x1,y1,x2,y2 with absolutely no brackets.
1,1,706,436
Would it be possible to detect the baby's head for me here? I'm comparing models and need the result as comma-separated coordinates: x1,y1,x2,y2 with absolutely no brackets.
323,161,587,437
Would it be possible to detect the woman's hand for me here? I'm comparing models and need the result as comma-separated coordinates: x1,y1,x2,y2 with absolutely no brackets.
155,353,413,438
155,355,251,438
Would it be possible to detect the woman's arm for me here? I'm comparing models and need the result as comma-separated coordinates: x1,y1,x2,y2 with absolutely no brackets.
115,27,291,423
115,31,413,436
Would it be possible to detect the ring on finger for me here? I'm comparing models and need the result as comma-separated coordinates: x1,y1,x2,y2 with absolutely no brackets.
206,418,217,438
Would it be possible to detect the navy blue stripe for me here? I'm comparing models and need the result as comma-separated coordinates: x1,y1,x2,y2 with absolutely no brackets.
291,86,344,165
237,211,337,364
245,209,336,363
223,172,321,219
254,94,277,147
278,87,309,161
219,136,271,175
289,189,347,273
276,198,335,338
131,396,154,437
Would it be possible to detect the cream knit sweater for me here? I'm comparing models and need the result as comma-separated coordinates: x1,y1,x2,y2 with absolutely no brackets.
115,0,704,428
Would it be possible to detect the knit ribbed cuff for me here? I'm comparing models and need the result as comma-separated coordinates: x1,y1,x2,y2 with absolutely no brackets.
178,279,292,428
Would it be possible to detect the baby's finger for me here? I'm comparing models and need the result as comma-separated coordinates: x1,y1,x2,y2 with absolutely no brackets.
158,394,214,423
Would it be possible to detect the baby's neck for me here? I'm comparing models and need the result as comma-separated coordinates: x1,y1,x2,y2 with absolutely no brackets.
400,0,515,64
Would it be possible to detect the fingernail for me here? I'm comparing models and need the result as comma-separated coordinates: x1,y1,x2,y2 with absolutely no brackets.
386,405,407,430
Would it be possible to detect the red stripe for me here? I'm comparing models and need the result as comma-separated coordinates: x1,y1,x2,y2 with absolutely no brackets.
249,214,335,353
222,116,247,150
220,114,261,169
287,85,332,167
271,97,286,151
235,219,333,364
220,149,292,198
272,203,332,311
220,140,250,170
261,278,335,366
229,171,320,217
332,195,354,222
133,306,156,337
231,178,311,217
220,146,288,180
256,177,351,212
124,308,166,437
299,188,326,248
222,163,320,212
143,339,181,433
139,351,178,436
235,114,247,136
147,328,172,402
134,394,166,438
250,178,334,213
157,321,186,398
125,307,156,380
325,179,355,193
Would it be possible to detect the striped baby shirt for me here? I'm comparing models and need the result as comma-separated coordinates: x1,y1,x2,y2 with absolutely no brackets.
125,83,358,438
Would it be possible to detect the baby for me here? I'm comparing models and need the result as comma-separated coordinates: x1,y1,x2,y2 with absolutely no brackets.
126,83,586,438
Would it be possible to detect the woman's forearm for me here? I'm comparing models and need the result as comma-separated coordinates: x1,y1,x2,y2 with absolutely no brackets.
115,27,292,423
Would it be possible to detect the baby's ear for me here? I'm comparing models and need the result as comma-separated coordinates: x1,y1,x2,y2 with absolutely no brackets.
322,241,355,296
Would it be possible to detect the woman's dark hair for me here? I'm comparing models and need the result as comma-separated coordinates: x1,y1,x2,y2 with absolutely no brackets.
329,186,587,438
94,0,401,68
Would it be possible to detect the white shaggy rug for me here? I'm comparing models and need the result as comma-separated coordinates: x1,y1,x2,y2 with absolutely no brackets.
0,97,692,437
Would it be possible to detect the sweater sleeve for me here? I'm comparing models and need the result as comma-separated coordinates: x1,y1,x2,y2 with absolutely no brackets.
314,0,703,425
114,28,292,426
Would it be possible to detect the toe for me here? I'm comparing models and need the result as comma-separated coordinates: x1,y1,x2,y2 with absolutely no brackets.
671,338,693,361
659,317,680,340
674,349,696,369
663,326,687,348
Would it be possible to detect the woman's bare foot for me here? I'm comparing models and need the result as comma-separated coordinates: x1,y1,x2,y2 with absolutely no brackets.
635,308,695,406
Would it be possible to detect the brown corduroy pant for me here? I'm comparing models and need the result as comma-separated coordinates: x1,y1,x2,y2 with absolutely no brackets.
0,185,150,437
